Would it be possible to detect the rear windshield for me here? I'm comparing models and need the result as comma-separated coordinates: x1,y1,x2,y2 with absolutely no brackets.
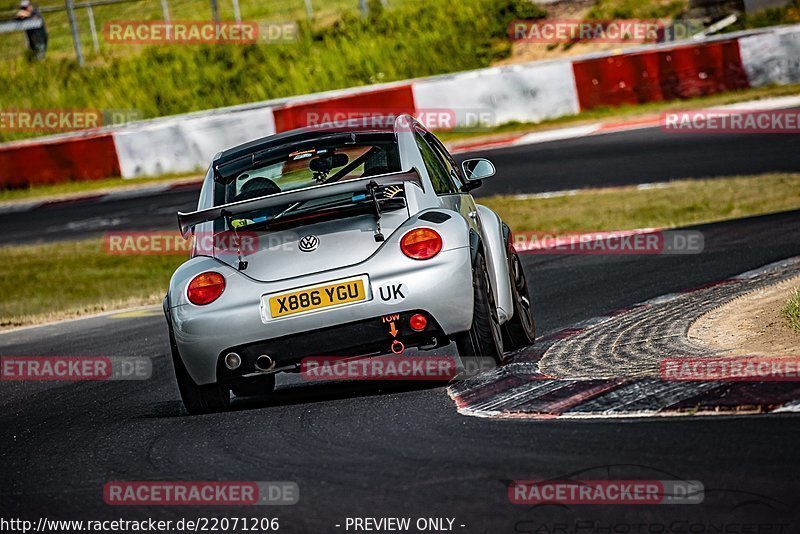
219,141,402,206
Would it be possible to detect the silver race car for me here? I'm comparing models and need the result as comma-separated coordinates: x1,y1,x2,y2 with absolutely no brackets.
165,115,535,414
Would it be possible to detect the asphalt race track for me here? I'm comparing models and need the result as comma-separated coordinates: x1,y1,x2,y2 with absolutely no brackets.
2,124,800,246
2,208,800,531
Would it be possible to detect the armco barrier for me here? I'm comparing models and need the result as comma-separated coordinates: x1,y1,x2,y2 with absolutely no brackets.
411,60,579,127
0,133,120,187
113,106,276,178
572,40,749,110
272,85,416,132
738,26,800,87
1,24,798,187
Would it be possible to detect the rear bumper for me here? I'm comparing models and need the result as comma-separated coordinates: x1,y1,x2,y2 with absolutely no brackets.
167,246,474,385
216,310,448,385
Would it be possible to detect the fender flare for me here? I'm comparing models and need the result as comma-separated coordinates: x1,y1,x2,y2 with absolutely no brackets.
469,229,483,265
470,209,514,324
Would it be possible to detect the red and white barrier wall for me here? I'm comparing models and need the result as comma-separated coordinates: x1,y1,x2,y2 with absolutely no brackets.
113,105,276,177
738,25,800,87
572,40,749,109
411,60,580,127
1,25,798,187
0,132,120,188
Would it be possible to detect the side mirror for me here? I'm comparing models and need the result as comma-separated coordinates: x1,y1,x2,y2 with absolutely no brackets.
462,158,495,181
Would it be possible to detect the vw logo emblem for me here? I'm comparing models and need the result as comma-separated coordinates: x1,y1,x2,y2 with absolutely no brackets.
298,235,319,252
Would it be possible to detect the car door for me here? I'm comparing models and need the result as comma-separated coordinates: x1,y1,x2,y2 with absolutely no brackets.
413,129,482,236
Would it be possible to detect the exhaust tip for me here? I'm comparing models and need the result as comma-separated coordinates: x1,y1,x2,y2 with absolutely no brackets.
224,352,242,370
255,354,275,372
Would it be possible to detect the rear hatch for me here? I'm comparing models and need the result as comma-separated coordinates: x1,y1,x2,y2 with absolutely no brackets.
213,209,408,282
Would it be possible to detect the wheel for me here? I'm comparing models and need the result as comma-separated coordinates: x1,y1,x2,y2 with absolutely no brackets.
168,330,230,415
455,252,505,370
502,251,536,351
232,375,276,398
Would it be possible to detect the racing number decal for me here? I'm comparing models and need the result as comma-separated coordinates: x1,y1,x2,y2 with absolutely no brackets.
268,278,366,318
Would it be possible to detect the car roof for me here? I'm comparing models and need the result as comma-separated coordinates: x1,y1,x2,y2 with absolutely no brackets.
215,116,412,165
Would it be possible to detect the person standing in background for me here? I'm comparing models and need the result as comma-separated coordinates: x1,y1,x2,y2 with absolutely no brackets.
15,0,48,60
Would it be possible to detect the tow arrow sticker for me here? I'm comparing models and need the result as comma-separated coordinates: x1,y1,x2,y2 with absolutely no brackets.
381,314,400,337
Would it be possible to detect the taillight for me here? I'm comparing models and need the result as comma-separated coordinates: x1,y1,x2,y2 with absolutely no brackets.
400,228,442,260
187,272,226,305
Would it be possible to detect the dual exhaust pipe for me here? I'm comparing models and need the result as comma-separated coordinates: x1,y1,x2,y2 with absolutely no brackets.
224,352,275,373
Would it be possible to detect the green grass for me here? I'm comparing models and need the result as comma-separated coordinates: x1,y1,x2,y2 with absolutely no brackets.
480,173,800,232
2,172,799,328
784,288,800,332
586,0,800,31
586,0,688,20
0,173,199,202
0,0,412,60
0,239,184,328
727,0,800,32
0,0,530,142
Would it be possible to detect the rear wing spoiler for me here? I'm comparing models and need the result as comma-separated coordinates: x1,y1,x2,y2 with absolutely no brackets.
177,168,424,238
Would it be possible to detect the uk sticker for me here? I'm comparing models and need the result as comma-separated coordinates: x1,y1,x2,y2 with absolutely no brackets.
377,282,408,304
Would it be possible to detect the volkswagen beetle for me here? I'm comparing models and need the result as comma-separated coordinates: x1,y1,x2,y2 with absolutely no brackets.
165,115,535,414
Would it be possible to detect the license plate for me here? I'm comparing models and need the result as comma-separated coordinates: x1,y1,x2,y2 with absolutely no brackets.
264,276,369,320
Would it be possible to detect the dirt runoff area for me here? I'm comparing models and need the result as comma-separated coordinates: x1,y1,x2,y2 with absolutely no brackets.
689,275,800,357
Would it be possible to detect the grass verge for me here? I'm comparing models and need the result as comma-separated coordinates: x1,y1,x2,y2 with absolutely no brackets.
0,173,200,204
0,239,183,329
784,288,800,332
2,172,799,329
0,0,527,142
481,173,800,232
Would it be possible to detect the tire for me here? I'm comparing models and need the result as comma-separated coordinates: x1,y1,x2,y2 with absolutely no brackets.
168,329,231,415
455,252,505,369
502,251,536,351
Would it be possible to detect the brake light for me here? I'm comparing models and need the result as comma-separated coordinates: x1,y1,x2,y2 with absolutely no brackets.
187,272,226,305
400,228,442,260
